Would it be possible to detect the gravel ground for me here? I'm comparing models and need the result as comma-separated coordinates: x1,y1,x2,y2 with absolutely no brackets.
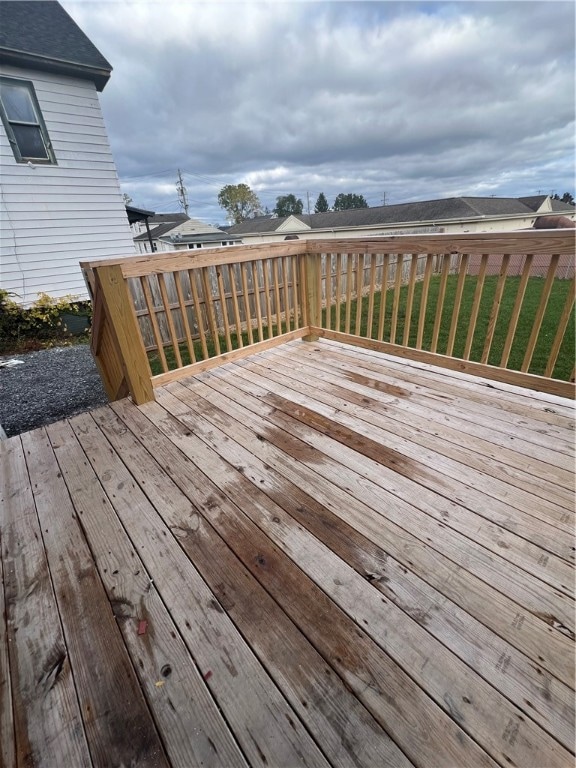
0,344,108,438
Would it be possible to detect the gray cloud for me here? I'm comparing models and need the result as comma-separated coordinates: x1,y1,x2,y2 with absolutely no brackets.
63,0,575,221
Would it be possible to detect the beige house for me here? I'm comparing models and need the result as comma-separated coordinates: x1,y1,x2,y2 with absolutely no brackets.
225,195,575,245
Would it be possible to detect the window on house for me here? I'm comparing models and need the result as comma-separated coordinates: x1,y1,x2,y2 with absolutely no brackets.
0,77,56,163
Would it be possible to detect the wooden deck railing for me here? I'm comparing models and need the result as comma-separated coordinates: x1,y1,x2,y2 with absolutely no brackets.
82,230,575,404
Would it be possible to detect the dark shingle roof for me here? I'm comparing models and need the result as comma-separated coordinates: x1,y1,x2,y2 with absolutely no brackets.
550,198,575,212
227,196,548,236
0,1,112,90
518,195,548,211
134,222,178,242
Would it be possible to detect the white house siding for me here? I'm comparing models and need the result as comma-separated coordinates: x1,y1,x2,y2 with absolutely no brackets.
0,65,135,305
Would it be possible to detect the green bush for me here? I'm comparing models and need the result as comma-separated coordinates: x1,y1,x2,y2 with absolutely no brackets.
0,290,92,353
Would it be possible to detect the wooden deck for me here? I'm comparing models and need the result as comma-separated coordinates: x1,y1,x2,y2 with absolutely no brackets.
1,338,574,768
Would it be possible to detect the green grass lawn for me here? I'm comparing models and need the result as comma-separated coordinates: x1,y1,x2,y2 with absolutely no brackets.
148,275,574,381
324,275,574,380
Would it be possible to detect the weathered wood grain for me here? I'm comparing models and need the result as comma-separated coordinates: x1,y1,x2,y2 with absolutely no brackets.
172,369,575,685
95,402,412,768
153,385,572,768
1,436,92,768
65,412,330,768
133,396,498,768
47,417,248,768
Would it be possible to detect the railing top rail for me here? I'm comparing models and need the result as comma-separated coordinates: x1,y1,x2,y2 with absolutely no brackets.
80,241,305,278
80,229,575,280
307,230,575,256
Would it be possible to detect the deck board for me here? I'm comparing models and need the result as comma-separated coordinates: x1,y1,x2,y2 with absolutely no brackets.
1,338,574,768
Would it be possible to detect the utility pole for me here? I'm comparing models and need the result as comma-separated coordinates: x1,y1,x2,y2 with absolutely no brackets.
176,168,189,216
382,191,386,206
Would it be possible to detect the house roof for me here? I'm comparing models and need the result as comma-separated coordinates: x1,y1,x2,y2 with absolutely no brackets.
227,195,559,236
133,216,236,243
147,213,189,225
550,198,575,212
0,1,112,91
134,222,178,241
125,205,155,225
518,195,548,212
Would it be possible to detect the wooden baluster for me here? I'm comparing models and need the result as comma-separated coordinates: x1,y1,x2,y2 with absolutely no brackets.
188,268,209,359
240,262,254,345
251,261,264,342
416,254,433,349
315,254,323,330
521,254,561,372
354,253,363,336
390,253,404,344
201,267,220,356
544,278,575,377
344,253,353,334
173,271,196,364
377,253,389,341
325,254,332,331
263,259,274,338
141,275,168,372
481,254,510,364
430,253,451,354
157,273,182,368
216,266,232,352
335,253,342,333
463,254,488,360
500,254,533,369
299,254,309,327
227,263,243,348
291,255,300,328
366,253,377,339
445,253,469,357
402,253,419,347
272,258,282,334
282,256,291,333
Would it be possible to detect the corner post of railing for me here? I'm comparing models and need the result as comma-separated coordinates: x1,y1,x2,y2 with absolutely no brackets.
303,249,321,341
94,263,154,405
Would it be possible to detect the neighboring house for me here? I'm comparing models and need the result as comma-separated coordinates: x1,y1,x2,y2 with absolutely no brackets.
226,195,576,245
0,1,135,305
133,214,241,254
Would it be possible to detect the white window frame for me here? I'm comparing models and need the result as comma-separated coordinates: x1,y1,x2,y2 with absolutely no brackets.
0,76,56,164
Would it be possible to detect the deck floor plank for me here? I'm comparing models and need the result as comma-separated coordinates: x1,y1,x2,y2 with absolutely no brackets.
0,436,92,768
172,367,575,686
153,387,576,749
20,428,170,768
154,383,572,768
95,401,414,768
1,338,573,768
66,411,330,768
238,356,573,542
45,417,249,768
187,362,574,632
133,395,499,768
274,345,574,506
311,341,575,459
291,341,576,472
208,360,573,596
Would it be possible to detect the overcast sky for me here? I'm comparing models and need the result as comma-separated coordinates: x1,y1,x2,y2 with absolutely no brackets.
62,0,575,224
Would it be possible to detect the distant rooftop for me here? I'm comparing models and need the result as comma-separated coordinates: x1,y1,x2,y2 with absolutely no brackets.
227,195,574,236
